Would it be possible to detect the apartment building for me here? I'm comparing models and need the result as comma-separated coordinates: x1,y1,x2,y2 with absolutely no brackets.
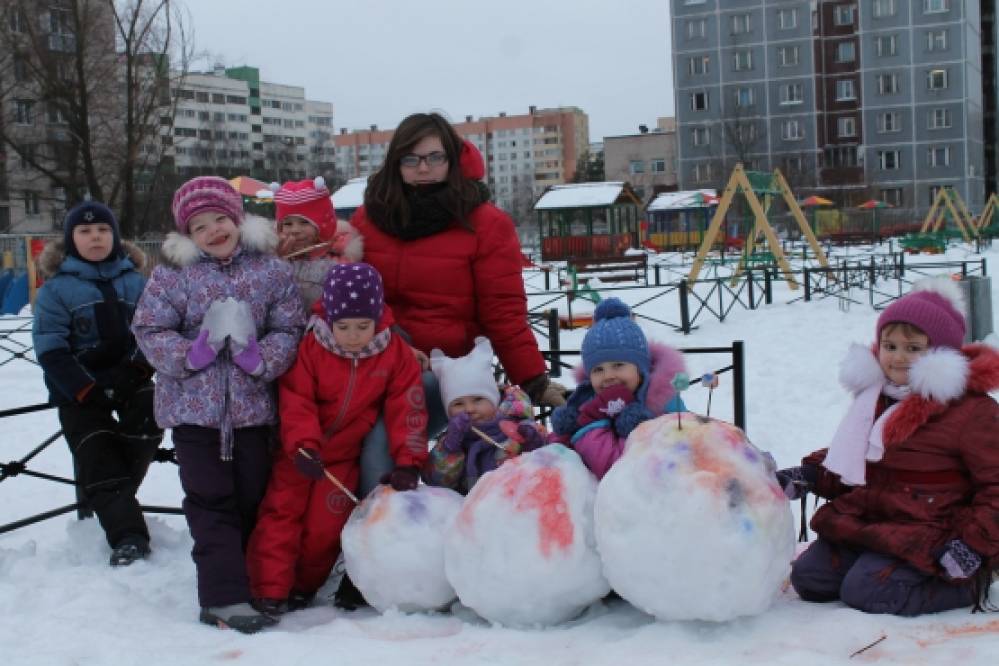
603,117,679,203
332,106,589,220
169,66,335,183
672,0,997,214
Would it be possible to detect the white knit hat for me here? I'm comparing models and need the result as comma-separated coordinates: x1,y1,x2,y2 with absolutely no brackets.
430,336,501,408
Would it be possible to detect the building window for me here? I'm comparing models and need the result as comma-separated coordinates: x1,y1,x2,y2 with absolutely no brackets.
211,93,225,104
877,73,900,95
873,0,896,17
825,146,859,167
688,56,709,75
693,163,712,183
777,8,797,29
651,159,666,173
733,50,753,71
629,160,645,174
24,190,40,216
735,87,755,107
14,100,33,125
880,188,903,206
8,6,26,32
46,103,67,124
780,83,804,105
834,5,855,26
731,14,752,35
926,29,948,52
835,41,856,63
692,127,711,146
195,91,209,103
875,35,897,57
691,91,709,111
838,116,857,137
878,150,900,170
924,0,948,13
835,79,856,101
781,119,804,141
878,111,902,133
929,108,952,129
927,146,951,167
782,156,804,173
778,46,799,67
687,18,706,39
927,69,948,90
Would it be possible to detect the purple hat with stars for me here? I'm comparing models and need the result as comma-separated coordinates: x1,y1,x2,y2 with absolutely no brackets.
322,262,385,323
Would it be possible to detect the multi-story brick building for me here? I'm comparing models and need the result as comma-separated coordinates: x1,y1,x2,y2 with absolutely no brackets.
672,0,997,215
332,106,589,222
603,117,679,203
169,66,335,183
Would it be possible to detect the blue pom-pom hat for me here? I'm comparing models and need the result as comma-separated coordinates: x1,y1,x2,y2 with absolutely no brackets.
580,298,650,380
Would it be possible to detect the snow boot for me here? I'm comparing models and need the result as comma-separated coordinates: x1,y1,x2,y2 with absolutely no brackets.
109,535,150,567
333,573,367,611
287,590,315,612
251,597,285,616
199,603,278,634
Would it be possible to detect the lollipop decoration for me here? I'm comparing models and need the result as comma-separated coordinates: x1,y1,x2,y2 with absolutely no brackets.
670,371,721,429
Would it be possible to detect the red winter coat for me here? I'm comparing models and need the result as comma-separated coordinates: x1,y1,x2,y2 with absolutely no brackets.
352,202,546,386
278,323,427,468
805,343,999,576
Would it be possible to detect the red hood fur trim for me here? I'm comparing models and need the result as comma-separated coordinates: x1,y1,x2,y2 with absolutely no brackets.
883,344,999,445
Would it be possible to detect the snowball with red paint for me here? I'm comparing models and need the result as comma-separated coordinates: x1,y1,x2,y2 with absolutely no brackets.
594,413,795,622
443,445,609,627
342,484,464,613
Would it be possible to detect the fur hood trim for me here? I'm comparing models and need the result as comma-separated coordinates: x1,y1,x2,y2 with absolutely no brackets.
335,219,364,262
37,239,146,279
572,340,687,412
838,342,999,445
160,214,277,268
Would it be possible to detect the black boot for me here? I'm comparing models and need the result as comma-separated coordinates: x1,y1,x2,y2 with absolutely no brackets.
200,603,278,634
333,574,367,611
109,535,150,567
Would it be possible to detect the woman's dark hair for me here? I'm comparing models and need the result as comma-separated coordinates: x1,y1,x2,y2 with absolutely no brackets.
364,112,483,233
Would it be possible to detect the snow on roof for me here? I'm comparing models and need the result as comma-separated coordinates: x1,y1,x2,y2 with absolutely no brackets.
534,182,628,210
331,177,368,209
647,189,719,212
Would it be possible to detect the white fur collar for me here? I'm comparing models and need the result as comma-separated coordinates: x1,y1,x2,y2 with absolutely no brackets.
839,342,968,403
161,214,277,267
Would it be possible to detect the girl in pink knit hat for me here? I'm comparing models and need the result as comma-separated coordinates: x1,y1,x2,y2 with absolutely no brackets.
272,176,363,310
775,277,999,616
132,176,305,634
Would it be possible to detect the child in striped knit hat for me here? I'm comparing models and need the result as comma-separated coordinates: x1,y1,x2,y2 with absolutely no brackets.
273,176,363,309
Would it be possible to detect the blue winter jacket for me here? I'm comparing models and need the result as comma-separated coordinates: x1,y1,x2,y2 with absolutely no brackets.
32,241,148,405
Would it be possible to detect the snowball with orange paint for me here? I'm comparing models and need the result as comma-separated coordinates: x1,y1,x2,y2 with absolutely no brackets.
342,484,464,613
444,444,609,627
595,413,794,622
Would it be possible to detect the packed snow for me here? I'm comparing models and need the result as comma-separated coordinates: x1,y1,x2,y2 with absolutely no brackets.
343,484,462,613
595,413,794,622
444,445,608,627
2,242,999,664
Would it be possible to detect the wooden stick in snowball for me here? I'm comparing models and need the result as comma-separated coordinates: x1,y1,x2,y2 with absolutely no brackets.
470,426,509,451
298,447,359,503
282,240,332,260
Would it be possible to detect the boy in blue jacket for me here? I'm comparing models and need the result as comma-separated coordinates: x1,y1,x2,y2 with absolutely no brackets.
32,201,163,566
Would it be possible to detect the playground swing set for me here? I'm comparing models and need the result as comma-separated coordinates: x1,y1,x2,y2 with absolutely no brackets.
686,164,831,289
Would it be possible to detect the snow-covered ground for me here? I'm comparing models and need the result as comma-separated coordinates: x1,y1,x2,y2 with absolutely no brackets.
2,243,998,665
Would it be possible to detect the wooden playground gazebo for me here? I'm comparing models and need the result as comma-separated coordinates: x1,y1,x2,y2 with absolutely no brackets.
534,182,643,261
645,189,719,250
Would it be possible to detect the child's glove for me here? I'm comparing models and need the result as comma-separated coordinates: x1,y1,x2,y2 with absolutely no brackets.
186,329,223,370
232,335,264,376
516,422,546,452
522,374,567,407
441,412,472,453
775,464,818,501
102,362,152,396
612,401,655,438
938,539,982,580
294,447,325,481
380,465,420,491
550,404,579,436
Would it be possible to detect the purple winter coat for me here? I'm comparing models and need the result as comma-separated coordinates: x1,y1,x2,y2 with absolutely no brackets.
132,215,305,431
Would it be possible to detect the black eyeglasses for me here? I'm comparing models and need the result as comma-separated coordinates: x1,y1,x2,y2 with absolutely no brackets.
400,151,448,168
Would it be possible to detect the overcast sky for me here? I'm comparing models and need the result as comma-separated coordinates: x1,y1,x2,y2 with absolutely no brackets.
183,0,674,142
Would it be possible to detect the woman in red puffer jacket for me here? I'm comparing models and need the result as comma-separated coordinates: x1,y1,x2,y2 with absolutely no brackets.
351,112,564,498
